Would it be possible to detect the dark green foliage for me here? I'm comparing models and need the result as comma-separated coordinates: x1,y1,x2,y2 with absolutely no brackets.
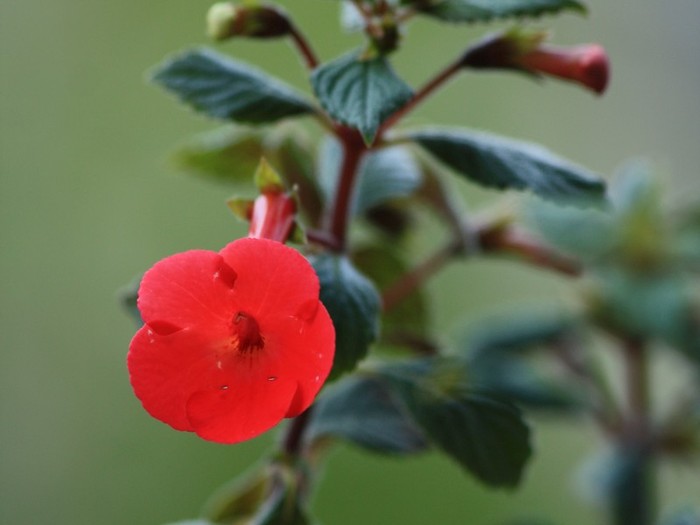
202,463,313,525
411,128,606,203
375,358,533,487
408,0,586,23
462,308,585,412
152,49,314,123
311,50,413,143
307,374,429,454
311,254,381,378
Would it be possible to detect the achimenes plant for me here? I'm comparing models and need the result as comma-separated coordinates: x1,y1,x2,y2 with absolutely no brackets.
121,0,695,523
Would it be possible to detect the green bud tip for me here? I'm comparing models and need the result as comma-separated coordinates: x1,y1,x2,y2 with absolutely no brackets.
207,3,239,41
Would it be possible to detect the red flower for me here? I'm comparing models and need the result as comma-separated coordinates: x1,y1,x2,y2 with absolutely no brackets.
127,238,335,444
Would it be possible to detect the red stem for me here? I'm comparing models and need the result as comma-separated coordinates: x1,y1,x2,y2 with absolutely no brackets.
325,130,367,251
478,224,582,277
382,238,460,311
288,24,320,70
378,57,463,136
382,221,582,313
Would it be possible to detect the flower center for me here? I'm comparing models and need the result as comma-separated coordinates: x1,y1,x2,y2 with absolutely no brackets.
232,311,264,353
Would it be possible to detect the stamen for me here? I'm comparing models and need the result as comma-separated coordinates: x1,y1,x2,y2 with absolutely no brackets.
232,311,264,353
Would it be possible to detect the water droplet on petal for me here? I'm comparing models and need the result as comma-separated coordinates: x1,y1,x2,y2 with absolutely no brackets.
220,385,229,390
267,376,277,382
314,375,320,382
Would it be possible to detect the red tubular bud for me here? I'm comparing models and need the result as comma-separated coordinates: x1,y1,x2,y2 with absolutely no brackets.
517,44,610,95
248,191,296,243
462,30,611,95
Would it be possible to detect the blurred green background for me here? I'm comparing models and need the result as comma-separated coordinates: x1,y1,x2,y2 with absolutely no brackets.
2,0,699,523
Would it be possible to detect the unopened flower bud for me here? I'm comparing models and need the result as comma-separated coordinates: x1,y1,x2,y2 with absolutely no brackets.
207,2,292,41
247,158,296,242
462,30,610,95
517,44,610,95
249,191,297,243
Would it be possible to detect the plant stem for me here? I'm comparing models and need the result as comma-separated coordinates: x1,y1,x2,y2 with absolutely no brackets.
382,220,582,313
477,222,582,277
382,238,462,311
288,24,320,70
611,337,655,525
378,56,463,135
325,130,367,251
282,406,314,458
551,336,622,436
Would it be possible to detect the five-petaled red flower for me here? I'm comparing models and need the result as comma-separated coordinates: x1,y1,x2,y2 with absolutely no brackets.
127,237,335,444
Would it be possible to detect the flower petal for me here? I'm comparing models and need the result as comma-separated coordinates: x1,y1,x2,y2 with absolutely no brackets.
128,326,222,431
262,303,336,417
138,250,237,334
186,367,298,444
219,238,320,324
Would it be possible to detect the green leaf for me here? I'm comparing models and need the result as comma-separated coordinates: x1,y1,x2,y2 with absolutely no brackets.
318,138,422,216
527,198,616,261
468,351,583,412
376,358,532,487
311,50,413,143
461,308,585,412
152,48,314,124
203,462,313,525
203,465,270,523
592,268,699,362
311,254,381,378
410,0,586,23
466,307,578,357
410,128,606,203
355,146,422,214
171,125,323,223
307,374,429,454
172,126,266,183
